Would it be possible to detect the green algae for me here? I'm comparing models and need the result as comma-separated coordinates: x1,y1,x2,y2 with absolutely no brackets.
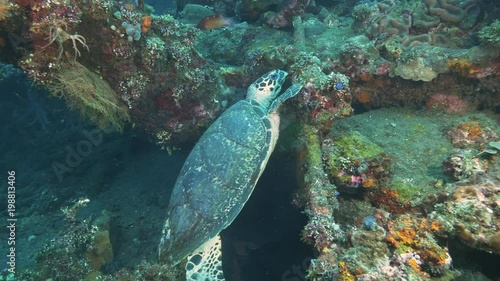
390,180,422,202
303,123,323,167
322,130,391,190
329,131,383,160
328,108,500,207
324,130,385,183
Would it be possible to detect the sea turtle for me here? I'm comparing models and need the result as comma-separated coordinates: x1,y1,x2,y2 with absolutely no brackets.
158,70,302,280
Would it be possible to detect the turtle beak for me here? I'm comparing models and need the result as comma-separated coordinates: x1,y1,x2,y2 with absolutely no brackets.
272,70,287,97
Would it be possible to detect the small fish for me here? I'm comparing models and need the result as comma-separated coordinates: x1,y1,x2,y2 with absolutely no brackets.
197,14,232,30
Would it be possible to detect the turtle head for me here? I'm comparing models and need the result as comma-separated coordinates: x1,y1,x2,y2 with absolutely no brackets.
247,69,287,108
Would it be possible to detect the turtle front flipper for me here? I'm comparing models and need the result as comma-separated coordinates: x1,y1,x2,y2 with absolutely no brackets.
186,235,225,281
268,84,303,113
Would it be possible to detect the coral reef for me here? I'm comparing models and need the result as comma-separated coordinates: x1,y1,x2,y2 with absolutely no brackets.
430,181,500,255
101,260,183,281
16,199,100,281
264,0,314,28
322,131,392,192
358,0,481,48
300,124,342,250
1,0,499,280
432,118,500,256
443,152,487,181
6,0,232,143
291,54,353,131
424,0,481,28
478,20,500,45
426,93,469,114
446,120,498,149
298,108,499,280
394,57,438,82
13,197,183,281
338,0,500,112
2,0,497,144
385,215,451,275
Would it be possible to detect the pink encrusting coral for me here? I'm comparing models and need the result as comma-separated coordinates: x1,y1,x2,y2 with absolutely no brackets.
426,93,469,114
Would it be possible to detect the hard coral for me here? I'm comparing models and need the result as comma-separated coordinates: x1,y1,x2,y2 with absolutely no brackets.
292,58,352,131
448,56,499,80
358,0,479,55
424,0,481,28
394,58,437,82
386,215,452,275
356,257,421,281
446,120,498,148
347,227,391,272
302,211,341,250
478,20,500,45
443,152,486,181
431,183,500,255
448,58,476,77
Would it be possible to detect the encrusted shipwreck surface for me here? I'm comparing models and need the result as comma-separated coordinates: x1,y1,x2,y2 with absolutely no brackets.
300,108,500,280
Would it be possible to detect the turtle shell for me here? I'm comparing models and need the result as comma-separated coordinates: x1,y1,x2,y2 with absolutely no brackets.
159,99,273,265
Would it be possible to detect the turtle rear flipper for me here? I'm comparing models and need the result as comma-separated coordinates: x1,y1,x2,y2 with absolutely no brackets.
186,235,225,281
268,84,302,113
